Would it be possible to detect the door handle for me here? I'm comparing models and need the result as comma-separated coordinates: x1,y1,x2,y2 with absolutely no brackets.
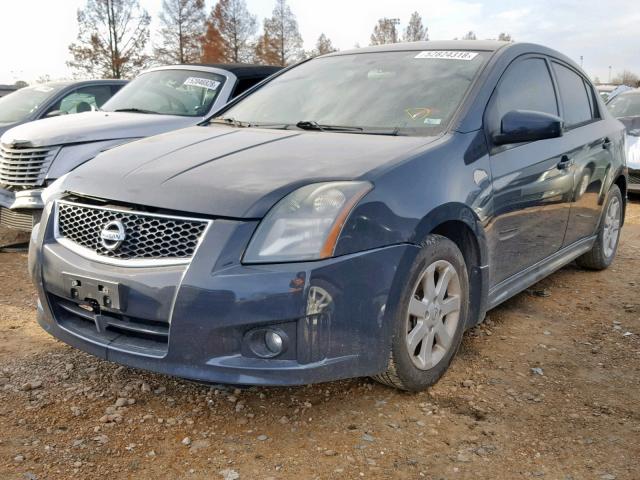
602,137,612,150
557,155,573,170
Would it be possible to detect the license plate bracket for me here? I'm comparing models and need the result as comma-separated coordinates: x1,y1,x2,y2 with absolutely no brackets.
62,273,123,311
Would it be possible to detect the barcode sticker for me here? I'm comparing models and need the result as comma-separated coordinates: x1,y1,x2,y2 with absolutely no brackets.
183,77,221,90
414,51,478,61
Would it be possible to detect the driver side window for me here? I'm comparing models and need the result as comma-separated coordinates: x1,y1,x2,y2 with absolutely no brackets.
45,85,114,116
487,58,559,137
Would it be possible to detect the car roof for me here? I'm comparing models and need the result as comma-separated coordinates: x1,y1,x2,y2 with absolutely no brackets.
160,63,282,79
324,41,581,70
616,89,640,97
28,79,128,89
329,40,510,57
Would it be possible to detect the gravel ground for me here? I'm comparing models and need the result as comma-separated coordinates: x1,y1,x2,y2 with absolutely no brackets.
0,200,638,480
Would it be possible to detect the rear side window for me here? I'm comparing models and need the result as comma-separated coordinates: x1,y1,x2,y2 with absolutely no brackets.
232,77,264,98
552,62,594,127
487,58,558,135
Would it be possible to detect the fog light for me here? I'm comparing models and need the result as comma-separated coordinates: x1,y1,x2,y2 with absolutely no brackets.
245,328,288,358
265,330,283,354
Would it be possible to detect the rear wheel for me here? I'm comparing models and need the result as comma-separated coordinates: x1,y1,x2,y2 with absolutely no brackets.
374,235,469,391
576,185,623,270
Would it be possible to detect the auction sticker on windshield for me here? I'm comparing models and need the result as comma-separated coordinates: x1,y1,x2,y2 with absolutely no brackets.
414,51,478,60
183,77,221,91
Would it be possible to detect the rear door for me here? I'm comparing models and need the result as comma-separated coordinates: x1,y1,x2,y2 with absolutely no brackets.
486,56,574,286
550,62,616,245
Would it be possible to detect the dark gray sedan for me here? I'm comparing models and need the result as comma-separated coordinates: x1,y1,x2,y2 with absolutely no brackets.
30,41,627,391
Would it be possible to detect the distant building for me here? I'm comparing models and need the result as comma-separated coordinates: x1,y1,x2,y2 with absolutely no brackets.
0,84,17,98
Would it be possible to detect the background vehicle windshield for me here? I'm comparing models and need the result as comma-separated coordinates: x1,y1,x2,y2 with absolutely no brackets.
103,69,225,117
219,50,489,135
608,93,640,118
0,84,65,124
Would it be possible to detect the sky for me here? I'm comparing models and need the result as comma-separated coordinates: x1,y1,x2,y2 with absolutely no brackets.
0,0,638,84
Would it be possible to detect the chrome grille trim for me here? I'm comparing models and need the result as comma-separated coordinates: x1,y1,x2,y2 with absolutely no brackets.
0,206,34,231
0,144,60,187
53,200,212,267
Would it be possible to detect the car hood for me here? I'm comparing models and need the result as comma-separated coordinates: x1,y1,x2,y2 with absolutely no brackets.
63,125,436,218
619,116,640,134
0,111,197,147
0,122,18,138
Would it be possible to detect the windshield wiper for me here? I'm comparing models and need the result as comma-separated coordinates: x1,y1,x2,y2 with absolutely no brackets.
210,117,252,128
113,108,159,114
295,121,401,135
295,121,364,133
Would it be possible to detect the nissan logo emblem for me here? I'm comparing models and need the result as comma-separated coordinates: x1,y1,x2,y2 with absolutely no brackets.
100,220,126,251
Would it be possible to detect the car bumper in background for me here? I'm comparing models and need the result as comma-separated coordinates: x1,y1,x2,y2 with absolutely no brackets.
628,168,640,192
0,187,43,231
30,206,417,385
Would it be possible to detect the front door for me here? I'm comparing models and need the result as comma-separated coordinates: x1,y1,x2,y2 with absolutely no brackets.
485,56,574,286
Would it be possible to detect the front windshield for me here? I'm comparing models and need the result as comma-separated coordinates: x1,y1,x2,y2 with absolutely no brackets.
103,69,225,117
0,84,65,124
218,50,489,135
608,93,640,118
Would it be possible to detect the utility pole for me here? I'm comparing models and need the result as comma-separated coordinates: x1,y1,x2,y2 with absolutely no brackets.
390,18,400,43
608,66,612,83
580,56,583,68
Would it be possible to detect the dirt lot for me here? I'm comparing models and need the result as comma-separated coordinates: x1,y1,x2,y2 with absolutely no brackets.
0,201,638,480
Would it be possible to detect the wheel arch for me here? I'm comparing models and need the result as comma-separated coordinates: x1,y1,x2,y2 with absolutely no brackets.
413,203,490,328
613,172,627,226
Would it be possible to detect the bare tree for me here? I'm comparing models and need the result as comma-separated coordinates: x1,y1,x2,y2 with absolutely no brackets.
255,0,303,66
154,0,206,64
370,18,400,45
612,70,640,87
498,32,513,42
461,31,477,40
404,12,428,42
310,33,337,57
68,0,151,79
202,0,257,63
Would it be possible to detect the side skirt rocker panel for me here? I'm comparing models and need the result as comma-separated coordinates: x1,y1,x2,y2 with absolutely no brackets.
487,235,596,310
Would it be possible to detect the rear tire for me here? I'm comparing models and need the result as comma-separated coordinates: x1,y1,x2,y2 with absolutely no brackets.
373,234,469,391
576,185,623,270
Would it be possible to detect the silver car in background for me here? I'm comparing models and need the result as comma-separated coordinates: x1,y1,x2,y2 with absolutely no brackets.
0,80,127,138
0,64,281,230
607,88,640,192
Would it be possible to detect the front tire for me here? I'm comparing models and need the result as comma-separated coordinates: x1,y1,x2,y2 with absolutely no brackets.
576,185,623,270
374,234,469,391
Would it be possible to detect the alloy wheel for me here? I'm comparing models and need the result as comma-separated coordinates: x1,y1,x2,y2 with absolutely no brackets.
602,196,621,258
406,260,462,370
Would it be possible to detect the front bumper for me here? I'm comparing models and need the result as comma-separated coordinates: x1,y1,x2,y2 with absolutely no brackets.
0,187,43,231
30,205,416,386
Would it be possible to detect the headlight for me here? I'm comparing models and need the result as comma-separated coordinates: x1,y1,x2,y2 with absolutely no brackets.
41,173,70,206
243,181,372,263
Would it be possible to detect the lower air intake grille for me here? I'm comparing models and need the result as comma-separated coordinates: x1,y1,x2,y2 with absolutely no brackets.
629,171,640,185
0,206,33,231
56,201,209,261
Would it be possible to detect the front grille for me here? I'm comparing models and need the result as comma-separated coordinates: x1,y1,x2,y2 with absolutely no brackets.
0,206,33,231
56,201,209,262
629,171,640,185
0,144,59,188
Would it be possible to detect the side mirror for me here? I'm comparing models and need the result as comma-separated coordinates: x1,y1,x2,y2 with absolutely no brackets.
44,110,66,118
493,110,563,145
